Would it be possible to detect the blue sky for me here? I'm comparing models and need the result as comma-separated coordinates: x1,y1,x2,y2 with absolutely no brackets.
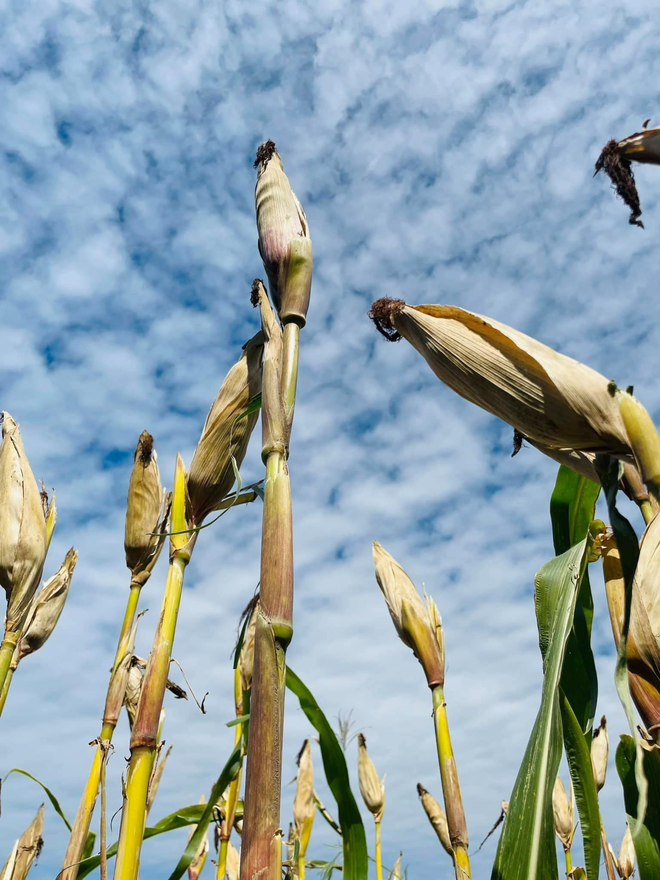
2,0,660,877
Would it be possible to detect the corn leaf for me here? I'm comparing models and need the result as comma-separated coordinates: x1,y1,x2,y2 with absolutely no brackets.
286,667,368,880
595,455,647,831
491,537,592,880
76,803,211,878
616,735,660,877
166,743,241,880
550,465,599,731
76,746,241,879
550,465,601,879
559,693,600,880
3,767,72,830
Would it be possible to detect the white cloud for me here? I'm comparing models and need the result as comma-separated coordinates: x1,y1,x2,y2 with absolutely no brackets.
1,0,658,877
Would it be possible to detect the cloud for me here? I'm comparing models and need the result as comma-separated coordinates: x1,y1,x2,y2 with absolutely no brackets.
1,0,658,877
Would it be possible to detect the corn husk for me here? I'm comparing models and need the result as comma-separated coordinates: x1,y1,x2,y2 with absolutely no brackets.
552,777,573,849
187,334,263,526
255,141,312,324
357,734,385,820
0,803,44,879
126,655,187,727
603,531,660,733
616,825,635,878
368,301,632,462
124,431,167,581
293,740,315,853
417,783,453,858
617,125,660,165
226,839,240,880
388,852,403,880
591,716,608,791
15,547,77,663
187,795,209,880
372,542,444,688
0,414,48,631
123,661,143,728
238,602,257,694
618,391,660,493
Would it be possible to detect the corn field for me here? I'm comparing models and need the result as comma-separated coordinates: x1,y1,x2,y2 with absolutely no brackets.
3,45,660,880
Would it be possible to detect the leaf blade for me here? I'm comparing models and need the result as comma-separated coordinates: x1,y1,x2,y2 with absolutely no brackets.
286,667,368,880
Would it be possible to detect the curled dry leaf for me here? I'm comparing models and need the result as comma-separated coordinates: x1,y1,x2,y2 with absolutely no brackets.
17,548,78,663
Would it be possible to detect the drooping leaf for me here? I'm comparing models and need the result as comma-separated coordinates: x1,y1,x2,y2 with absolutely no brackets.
596,455,647,830
491,537,591,880
286,667,368,880
616,735,660,878
4,767,73,831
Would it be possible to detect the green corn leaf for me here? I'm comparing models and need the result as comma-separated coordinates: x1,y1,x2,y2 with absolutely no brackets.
5,767,98,871
491,536,592,880
559,693,601,880
616,735,660,877
166,743,241,880
286,667,368,880
75,747,241,879
550,465,601,879
4,767,73,831
76,804,211,878
551,465,600,733
595,455,647,832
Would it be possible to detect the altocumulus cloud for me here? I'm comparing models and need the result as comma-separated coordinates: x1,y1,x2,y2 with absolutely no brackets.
1,0,660,877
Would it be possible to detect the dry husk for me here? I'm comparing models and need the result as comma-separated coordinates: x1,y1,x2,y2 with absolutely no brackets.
0,414,47,631
16,548,78,662
369,301,632,461
187,334,263,526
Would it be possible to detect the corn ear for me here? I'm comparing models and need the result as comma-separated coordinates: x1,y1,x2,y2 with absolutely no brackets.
616,825,635,878
255,141,312,325
591,716,608,792
551,777,573,849
357,733,385,821
368,300,632,463
372,541,444,687
0,413,48,631
417,783,453,858
124,431,167,582
293,740,315,856
187,335,263,526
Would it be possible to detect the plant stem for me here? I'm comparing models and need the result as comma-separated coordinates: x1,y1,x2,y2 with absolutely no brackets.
217,674,245,880
112,455,190,880
0,631,19,697
60,582,143,880
432,686,471,880
113,555,189,880
640,500,654,525
0,666,13,716
375,819,382,880
113,747,153,880
564,846,572,878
